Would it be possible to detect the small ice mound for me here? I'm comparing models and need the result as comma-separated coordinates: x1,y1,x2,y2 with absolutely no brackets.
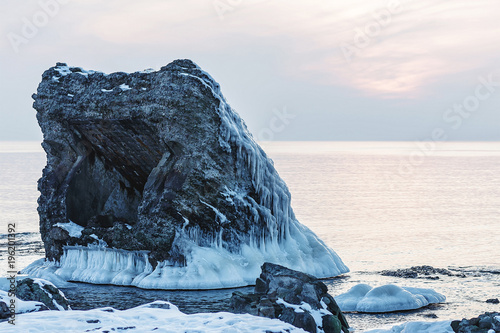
335,283,373,312
335,284,446,313
0,300,309,333
403,286,447,304
364,320,454,333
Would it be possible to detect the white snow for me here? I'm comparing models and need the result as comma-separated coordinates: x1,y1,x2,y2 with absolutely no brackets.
0,301,308,333
52,64,100,81
335,284,446,313
54,221,84,238
119,83,132,91
101,88,113,92
276,298,332,333
364,320,454,333
53,65,72,76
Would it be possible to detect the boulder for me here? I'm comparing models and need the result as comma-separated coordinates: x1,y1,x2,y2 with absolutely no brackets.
16,278,70,311
25,60,348,289
230,262,349,333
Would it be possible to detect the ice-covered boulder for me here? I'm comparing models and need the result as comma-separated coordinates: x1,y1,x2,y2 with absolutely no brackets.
16,278,70,311
0,277,69,320
0,290,47,319
230,263,349,333
335,284,446,313
26,60,348,289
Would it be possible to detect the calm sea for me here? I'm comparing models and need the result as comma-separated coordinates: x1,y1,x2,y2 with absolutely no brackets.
1,141,499,331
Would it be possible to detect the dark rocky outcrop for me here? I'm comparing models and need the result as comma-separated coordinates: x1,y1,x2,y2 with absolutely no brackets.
381,265,466,279
487,298,499,304
451,312,500,333
0,302,11,320
28,60,347,289
230,263,349,333
16,278,70,310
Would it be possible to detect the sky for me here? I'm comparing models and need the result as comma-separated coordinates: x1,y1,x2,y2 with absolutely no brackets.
0,0,499,141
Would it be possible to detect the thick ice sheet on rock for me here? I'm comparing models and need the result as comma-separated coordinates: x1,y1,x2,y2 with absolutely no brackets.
23,220,347,289
335,284,446,313
0,301,308,333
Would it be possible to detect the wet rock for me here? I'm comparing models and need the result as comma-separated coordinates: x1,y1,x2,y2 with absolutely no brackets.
486,298,499,304
16,278,70,310
380,265,466,279
230,263,349,333
451,312,500,333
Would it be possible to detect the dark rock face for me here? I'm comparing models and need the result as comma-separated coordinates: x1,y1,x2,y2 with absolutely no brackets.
16,278,70,311
0,302,10,320
451,313,500,333
30,59,348,289
230,263,349,333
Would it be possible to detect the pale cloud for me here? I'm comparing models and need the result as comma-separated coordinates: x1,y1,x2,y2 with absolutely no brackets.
5,0,497,98
0,0,499,140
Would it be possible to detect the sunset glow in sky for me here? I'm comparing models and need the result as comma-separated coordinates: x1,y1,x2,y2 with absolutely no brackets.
1,0,499,141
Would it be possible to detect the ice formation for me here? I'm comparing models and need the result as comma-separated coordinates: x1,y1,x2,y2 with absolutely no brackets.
335,284,446,313
27,60,348,289
0,301,308,333
364,320,454,333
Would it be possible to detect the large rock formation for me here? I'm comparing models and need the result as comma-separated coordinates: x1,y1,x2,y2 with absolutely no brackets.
24,60,348,289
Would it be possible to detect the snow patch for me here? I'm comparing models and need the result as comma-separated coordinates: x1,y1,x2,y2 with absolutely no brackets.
54,221,84,238
276,298,331,333
119,83,132,91
0,301,308,333
336,284,446,313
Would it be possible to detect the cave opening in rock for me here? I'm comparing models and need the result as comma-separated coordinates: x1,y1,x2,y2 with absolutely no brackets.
65,119,168,228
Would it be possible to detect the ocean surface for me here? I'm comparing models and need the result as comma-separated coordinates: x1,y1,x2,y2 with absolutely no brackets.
1,141,499,331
